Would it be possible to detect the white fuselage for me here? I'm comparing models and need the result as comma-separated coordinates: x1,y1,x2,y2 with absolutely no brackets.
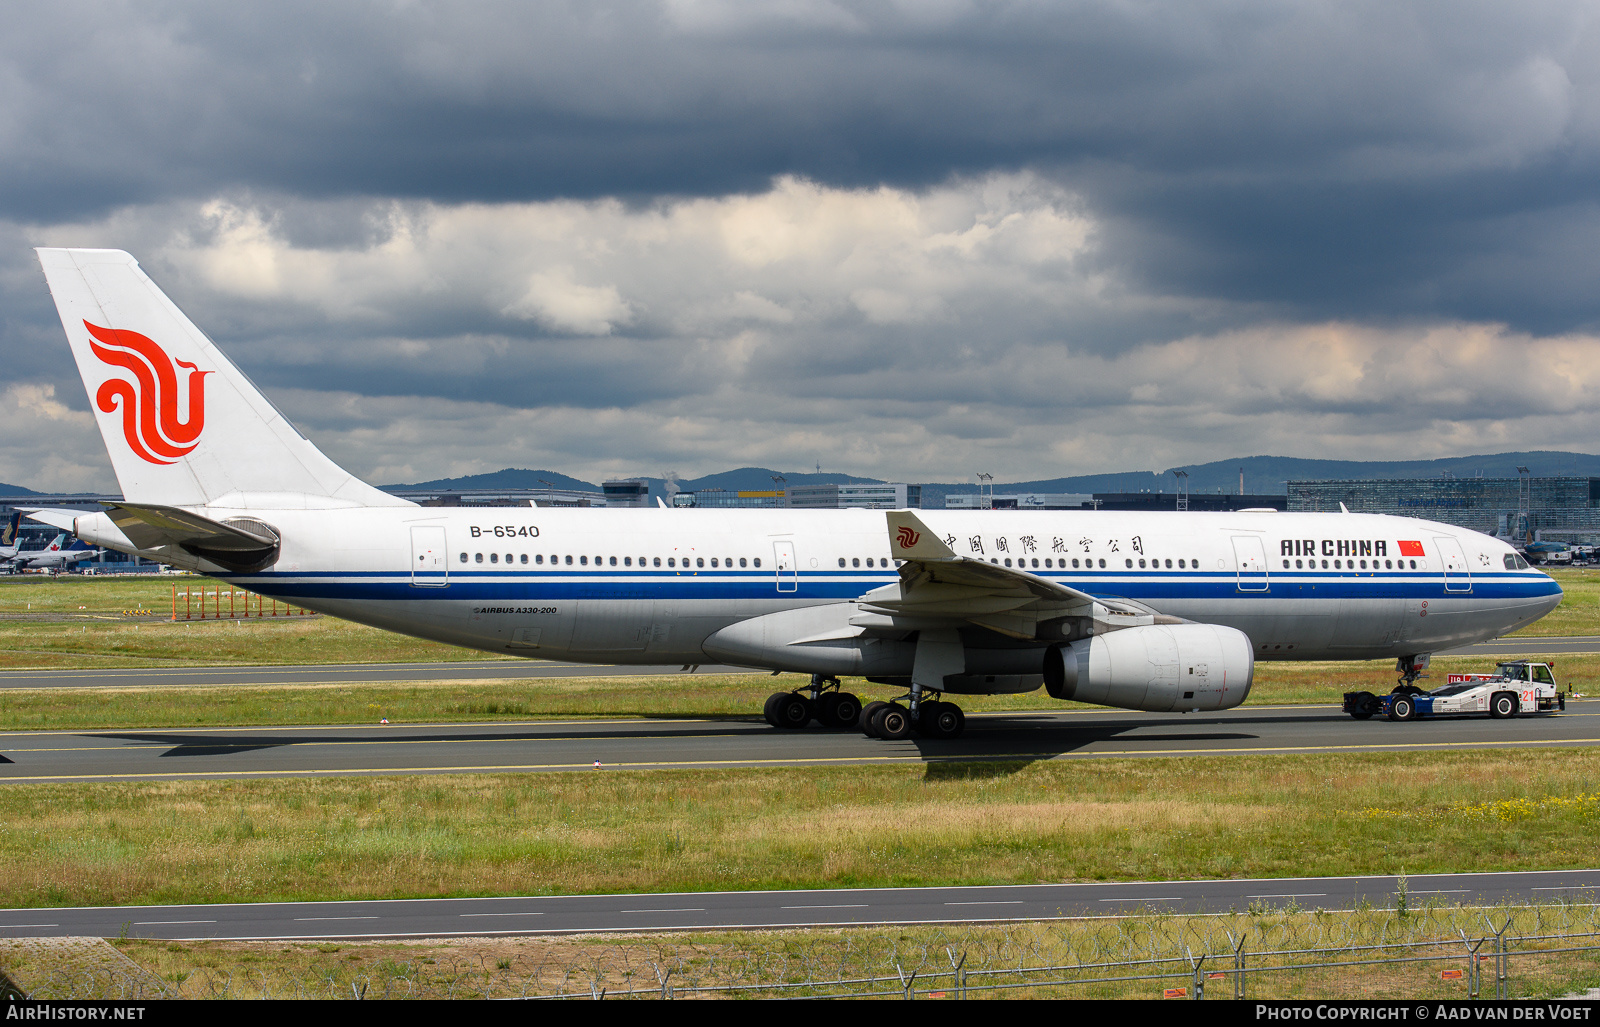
91,506,1562,674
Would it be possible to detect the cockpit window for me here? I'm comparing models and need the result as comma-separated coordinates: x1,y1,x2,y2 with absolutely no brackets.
1504,554,1518,570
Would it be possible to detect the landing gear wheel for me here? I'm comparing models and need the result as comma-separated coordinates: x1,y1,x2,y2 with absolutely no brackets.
817,691,862,729
1490,692,1518,719
773,692,814,729
763,692,788,728
859,701,890,737
876,703,913,740
917,701,966,739
1389,695,1416,721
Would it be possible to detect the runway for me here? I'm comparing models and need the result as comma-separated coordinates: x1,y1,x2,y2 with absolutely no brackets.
1,869,1596,941
1,701,1596,783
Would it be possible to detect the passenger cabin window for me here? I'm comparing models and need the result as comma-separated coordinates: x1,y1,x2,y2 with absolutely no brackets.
475,553,483,563
459,552,468,563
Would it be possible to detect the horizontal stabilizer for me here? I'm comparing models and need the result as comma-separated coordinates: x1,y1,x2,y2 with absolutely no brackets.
18,508,80,533
104,503,280,572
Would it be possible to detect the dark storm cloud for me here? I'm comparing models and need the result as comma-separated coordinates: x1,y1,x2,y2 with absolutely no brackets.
4,2,1599,327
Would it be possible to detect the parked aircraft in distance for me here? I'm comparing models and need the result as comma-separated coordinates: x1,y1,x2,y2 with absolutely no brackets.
26,249,1563,738
7,533,101,572
0,512,21,564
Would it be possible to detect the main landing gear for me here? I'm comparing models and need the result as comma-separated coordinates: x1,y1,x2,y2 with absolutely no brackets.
763,675,864,730
858,695,965,740
761,675,968,739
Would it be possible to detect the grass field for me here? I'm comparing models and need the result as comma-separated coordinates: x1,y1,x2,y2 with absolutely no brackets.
1,749,1598,908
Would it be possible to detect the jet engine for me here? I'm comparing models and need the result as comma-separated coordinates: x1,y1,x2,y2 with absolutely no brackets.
1042,623,1253,712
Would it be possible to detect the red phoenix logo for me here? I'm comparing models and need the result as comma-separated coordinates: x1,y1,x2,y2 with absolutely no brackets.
895,526,921,549
84,321,210,465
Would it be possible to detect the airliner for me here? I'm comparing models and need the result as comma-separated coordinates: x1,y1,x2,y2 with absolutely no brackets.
6,533,101,572
25,248,1563,739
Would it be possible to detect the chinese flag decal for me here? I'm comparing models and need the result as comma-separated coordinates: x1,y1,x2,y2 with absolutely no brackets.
1398,540,1425,557
84,321,210,465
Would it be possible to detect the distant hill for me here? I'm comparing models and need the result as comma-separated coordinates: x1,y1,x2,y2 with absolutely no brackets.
0,482,39,496
380,469,599,493
378,451,1600,505
381,466,884,504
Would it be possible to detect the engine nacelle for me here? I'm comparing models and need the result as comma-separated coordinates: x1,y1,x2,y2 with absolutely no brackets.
1042,623,1253,712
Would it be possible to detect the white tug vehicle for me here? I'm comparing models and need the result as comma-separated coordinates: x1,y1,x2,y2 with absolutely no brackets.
1344,660,1566,721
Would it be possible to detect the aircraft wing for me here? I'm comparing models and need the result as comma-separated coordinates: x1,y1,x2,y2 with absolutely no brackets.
868,511,1167,640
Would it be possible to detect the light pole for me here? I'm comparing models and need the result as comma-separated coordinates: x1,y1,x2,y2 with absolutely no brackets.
1173,470,1189,512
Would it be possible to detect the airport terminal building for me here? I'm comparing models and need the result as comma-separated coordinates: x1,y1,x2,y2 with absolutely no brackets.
1287,476,1600,542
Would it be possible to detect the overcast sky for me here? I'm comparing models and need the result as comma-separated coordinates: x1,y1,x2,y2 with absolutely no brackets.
5,0,1600,492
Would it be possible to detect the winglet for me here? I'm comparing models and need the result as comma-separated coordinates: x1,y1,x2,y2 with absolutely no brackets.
887,511,956,561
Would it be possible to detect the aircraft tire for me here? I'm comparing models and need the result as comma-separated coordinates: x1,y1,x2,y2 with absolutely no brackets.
763,692,788,728
918,701,965,739
773,693,814,730
859,701,890,737
876,703,913,740
817,691,862,730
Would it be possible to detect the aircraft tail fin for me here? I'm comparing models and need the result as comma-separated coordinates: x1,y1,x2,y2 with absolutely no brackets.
0,512,17,548
34,249,411,511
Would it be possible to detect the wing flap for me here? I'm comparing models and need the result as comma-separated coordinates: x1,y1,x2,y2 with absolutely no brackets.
874,511,1158,640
